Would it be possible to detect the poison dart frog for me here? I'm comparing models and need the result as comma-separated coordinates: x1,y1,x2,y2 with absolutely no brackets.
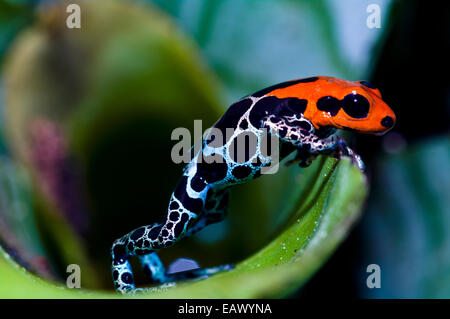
111,76,396,293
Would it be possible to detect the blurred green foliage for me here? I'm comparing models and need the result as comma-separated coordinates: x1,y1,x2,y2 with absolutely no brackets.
361,136,450,298
0,0,35,68
147,0,392,99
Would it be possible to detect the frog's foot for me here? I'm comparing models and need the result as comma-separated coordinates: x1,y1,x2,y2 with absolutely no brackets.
126,282,177,295
121,264,234,295
331,138,366,171
139,251,233,282
166,263,234,282
285,148,317,168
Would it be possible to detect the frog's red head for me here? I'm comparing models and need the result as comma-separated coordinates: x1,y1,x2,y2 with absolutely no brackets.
307,77,396,135
269,76,396,135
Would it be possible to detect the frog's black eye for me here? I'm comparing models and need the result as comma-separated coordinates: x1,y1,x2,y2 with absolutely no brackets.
342,93,370,118
359,80,376,89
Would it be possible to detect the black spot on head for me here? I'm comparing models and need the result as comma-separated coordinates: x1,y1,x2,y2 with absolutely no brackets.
214,98,253,144
381,116,394,128
130,227,146,241
161,229,169,237
342,93,370,118
317,96,341,116
113,270,119,280
166,222,174,229
121,272,133,284
232,165,253,179
359,80,376,89
251,77,318,98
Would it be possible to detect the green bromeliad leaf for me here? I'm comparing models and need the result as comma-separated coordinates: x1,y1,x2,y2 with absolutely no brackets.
0,156,367,298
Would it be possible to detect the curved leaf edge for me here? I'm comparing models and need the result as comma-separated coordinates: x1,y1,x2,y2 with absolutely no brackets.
0,157,367,298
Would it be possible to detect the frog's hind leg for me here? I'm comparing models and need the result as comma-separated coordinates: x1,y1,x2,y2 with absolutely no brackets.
111,223,165,293
111,166,233,293
135,188,233,288
174,188,234,280
111,178,205,293
185,188,230,237
111,209,199,293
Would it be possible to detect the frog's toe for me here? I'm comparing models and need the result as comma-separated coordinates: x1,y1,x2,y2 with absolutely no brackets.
167,263,235,282
122,282,177,295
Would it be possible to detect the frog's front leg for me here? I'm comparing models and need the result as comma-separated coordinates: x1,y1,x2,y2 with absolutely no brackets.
284,147,318,168
261,115,365,170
